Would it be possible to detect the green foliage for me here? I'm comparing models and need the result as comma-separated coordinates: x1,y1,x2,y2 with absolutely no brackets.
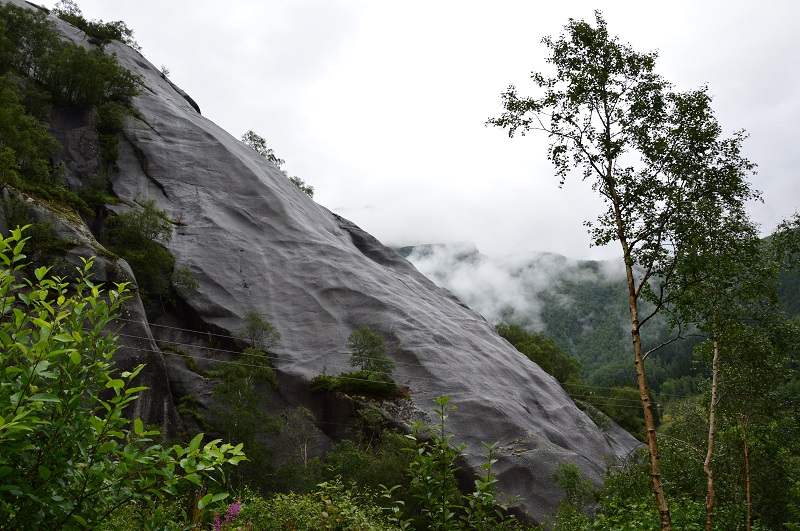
589,445,776,531
308,370,400,398
404,396,525,530
0,3,141,107
0,196,74,274
348,325,395,377
0,4,141,218
0,5,59,80
0,229,245,529
600,386,648,437
550,463,595,513
95,101,130,135
171,266,199,297
106,199,172,244
94,101,129,167
207,344,282,492
234,310,281,352
103,199,175,303
241,129,284,168
321,430,414,494
76,172,116,213
53,0,141,51
290,175,315,197
39,44,140,106
490,13,761,526
495,323,581,385
235,479,399,530
0,73,61,187
308,326,401,398
241,129,316,197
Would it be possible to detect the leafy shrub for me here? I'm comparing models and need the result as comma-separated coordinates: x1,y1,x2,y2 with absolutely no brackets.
322,434,414,493
290,175,314,197
241,129,284,168
208,349,281,492
0,229,245,529
99,132,119,163
241,129,316,198
76,172,116,212
171,266,199,297
234,310,280,352
235,480,398,530
308,374,338,393
53,0,141,51
348,325,395,376
337,370,399,397
0,73,61,186
402,396,526,530
0,4,141,107
0,4,59,78
95,100,127,133
308,371,399,398
39,44,140,106
495,323,581,385
103,199,175,304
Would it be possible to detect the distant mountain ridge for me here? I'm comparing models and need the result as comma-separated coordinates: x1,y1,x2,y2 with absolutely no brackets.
402,243,702,391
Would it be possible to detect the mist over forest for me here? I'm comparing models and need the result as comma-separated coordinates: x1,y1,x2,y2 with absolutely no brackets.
401,242,623,330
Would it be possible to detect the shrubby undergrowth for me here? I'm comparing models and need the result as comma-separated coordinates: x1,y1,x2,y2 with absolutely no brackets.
0,229,244,529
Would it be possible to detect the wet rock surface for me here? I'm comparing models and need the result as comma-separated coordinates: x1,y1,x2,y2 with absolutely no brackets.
5,1,639,521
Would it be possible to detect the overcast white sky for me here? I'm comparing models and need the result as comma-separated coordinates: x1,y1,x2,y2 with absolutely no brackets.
40,0,800,260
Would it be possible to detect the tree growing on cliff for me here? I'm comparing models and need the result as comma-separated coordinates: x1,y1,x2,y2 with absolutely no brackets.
103,199,175,303
241,130,315,197
347,325,394,377
235,310,281,352
241,130,285,168
488,12,757,530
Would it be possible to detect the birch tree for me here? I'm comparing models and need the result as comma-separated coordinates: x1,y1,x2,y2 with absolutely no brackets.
488,12,757,530
667,200,770,530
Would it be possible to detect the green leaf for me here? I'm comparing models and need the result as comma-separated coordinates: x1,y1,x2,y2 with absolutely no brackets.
38,465,51,480
134,418,143,436
198,492,213,510
53,333,75,343
211,492,229,504
105,378,124,389
0,467,11,478
34,266,49,281
188,432,203,453
28,393,60,403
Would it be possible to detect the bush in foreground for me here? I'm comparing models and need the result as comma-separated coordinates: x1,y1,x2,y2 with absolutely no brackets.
0,228,244,529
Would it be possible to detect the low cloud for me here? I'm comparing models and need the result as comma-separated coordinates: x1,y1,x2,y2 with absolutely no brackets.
406,243,624,329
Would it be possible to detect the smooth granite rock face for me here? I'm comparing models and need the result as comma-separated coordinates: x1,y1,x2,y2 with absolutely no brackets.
5,1,639,521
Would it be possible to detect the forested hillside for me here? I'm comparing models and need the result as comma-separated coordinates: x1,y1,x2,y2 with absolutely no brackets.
407,239,800,528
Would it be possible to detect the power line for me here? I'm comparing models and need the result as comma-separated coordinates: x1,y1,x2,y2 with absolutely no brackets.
115,335,682,412
114,317,695,401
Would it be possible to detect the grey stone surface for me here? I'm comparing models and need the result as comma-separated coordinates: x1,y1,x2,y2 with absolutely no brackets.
0,187,181,436
4,0,640,521
111,50,638,521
